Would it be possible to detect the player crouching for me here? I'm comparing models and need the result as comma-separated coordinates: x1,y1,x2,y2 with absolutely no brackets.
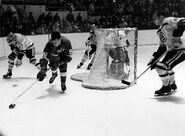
3,32,40,79
37,31,72,93
148,10,185,96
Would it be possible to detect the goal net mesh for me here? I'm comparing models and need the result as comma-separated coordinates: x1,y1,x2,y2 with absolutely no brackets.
71,28,138,90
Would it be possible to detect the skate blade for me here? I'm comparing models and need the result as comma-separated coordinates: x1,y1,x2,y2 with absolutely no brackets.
2,76,11,79
154,91,177,97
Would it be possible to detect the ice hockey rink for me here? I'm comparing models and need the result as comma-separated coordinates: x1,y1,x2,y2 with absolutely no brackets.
0,44,185,136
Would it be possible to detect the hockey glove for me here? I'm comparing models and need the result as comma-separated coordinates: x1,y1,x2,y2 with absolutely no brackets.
147,55,158,70
15,59,22,67
37,70,46,81
37,58,48,81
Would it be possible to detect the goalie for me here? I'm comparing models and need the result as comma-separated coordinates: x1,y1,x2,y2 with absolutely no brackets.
3,32,40,79
147,10,185,96
77,29,97,70
108,31,130,80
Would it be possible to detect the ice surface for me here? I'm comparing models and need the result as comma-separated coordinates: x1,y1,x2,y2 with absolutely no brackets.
0,45,185,136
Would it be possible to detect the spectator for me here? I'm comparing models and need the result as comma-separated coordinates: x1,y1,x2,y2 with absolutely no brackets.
53,12,60,23
37,13,45,27
28,12,35,23
76,12,82,23
45,12,53,26
0,5,4,36
66,10,74,23
4,6,13,23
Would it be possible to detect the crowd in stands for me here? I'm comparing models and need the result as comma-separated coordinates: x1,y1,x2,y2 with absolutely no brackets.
0,0,185,36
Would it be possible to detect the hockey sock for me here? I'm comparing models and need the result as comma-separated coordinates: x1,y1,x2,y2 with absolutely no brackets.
159,73,170,86
81,54,88,64
60,71,66,84
168,71,175,85
8,60,14,72
60,76,66,84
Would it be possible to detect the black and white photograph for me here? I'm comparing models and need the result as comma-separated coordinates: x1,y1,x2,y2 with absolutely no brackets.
0,0,185,136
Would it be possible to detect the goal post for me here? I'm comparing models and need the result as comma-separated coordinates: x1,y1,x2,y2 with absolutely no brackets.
71,27,138,90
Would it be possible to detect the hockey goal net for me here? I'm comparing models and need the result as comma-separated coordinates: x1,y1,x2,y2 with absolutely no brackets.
71,28,138,90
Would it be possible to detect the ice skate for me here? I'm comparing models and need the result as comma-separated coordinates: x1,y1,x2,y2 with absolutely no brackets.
87,63,92,70
61,83,66,93
77,63,83,69
170,81,177,92
3,71,12,79
49,73,58,84
154,85,172,97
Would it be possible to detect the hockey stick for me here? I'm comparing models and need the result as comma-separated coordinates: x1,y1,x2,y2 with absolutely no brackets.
9,79,38,109
9,67,51,109
122,50,168,86
16,66,20,86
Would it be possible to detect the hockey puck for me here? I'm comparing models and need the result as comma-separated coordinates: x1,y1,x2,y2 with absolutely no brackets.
12,84,18,87
9,104,16,109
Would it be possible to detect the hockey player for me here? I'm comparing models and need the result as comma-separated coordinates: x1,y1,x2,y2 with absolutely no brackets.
37,31,72,93
147,10,185,96
109,31,130,80
77,29,97,70
3,32,40,79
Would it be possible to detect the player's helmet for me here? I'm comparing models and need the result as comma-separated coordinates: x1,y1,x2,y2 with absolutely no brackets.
51,31,61,40
6,33,16,45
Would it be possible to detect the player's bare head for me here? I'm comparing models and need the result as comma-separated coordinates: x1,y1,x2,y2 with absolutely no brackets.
155,10,168,26
51,31,61,47
6,32,16,45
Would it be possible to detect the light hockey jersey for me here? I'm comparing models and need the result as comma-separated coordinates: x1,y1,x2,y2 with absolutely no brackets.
157,17,185,50
14,33,33,51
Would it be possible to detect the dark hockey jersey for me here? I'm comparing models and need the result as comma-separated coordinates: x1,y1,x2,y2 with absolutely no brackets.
85,34,97,48
44,35,72,62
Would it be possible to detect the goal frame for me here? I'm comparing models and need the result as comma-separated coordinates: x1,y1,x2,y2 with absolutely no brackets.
71,27,138,90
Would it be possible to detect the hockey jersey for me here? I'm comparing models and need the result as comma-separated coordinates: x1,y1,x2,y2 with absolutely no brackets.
13,33,33,51
85,34,96,47
157,17,185,50
44,35,72,63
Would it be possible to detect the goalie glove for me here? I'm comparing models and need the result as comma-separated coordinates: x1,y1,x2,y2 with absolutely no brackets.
15,59,22,67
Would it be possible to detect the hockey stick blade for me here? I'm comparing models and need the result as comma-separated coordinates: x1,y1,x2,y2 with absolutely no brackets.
122,50,168,86
121,80,131,85
8,79,38,109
